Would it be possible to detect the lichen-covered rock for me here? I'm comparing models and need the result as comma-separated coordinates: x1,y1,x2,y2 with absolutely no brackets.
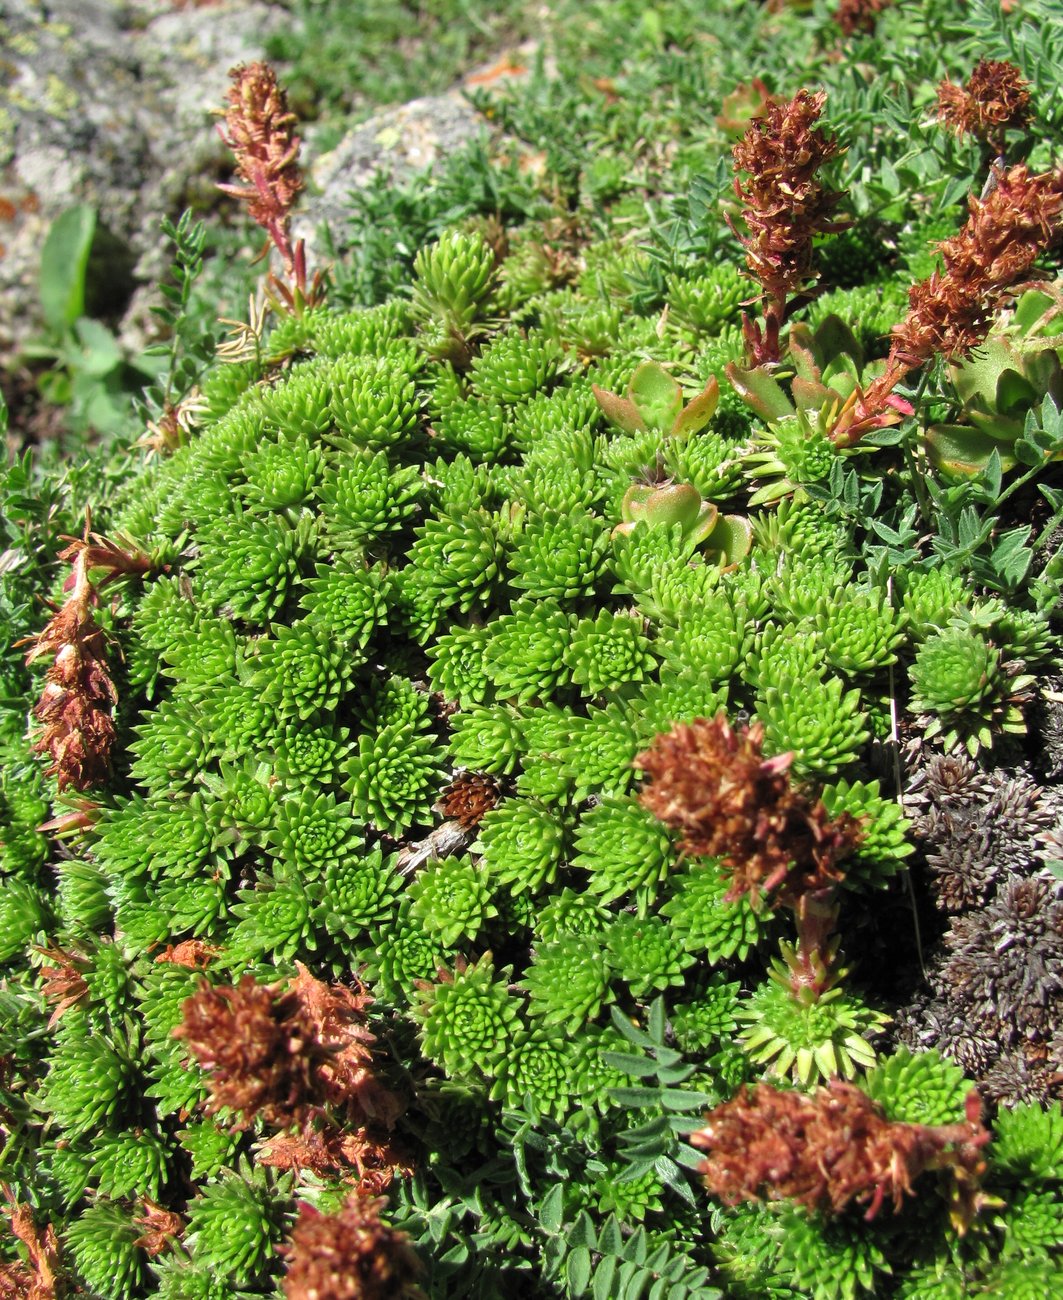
0,0,288,353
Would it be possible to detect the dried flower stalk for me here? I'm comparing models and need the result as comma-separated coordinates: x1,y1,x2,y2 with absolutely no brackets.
216,63,324,313
692,1082,990,1231
0,1196,60,1300
838,163,1063,443
135,390,207,459
936,59,1032,157
732,90,846,364
22,527,154,792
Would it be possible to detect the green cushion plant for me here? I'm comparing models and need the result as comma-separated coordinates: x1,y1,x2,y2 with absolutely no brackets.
4,3,1063,1296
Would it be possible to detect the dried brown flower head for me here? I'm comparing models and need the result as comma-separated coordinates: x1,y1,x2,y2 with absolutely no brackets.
175,966,404,1186
216,63,323,312
732,90,846,363
435,772,501,830
636,712,862,908
25,596,116,792
217,63,301,268
893,164,1063,364
937,59,1032,156
176,973,303,1127
22,528,153,792
841,164,1063,443
691,1081,990,1230
177,965,399,1130
281,1195,424,1300
152,939,220,969
835,0,892,36
259,1125,412,1192
132,1200,184,1258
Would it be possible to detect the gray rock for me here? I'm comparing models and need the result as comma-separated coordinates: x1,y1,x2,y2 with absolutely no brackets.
293,38,550,262
293,94,489,260
0,0,288,354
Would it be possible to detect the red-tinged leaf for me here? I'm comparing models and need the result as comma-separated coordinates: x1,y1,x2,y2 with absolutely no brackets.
592,384,645,434
788,334,821,384
725,362,794,421
792,376,833,412
672,375,720,436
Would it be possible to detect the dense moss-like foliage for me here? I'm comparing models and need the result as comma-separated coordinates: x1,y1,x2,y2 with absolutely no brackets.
5,0,1063,1295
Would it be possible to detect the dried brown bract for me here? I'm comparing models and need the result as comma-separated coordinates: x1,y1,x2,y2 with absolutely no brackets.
152,939,220,969
732,90,846,364
35,946,89,1028
132,1200,184,1258
936,59,1032,156
282,1195,424,1300
835,0,892,35
691,1082,990,1229
284,964,400,1126
0,1198,60,1300
637,713,861,908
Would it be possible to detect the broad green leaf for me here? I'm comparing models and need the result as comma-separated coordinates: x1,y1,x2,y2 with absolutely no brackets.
568,1245,592,1295
625,1227,648,1265
609,1086,669,1106
40,204,96,333
72,318,122,376
618,1260,647,1299
995,367,1037,416
538,1183,564,1234
812,314,863,369
724,362,794,422
599,1215,624,1257
1013,288,1055,334
629,361,684,433
593,1259,618,1300
924,423,1017,477
647,997,666,1043
600,1051,658,1078
660,1087,714,1110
